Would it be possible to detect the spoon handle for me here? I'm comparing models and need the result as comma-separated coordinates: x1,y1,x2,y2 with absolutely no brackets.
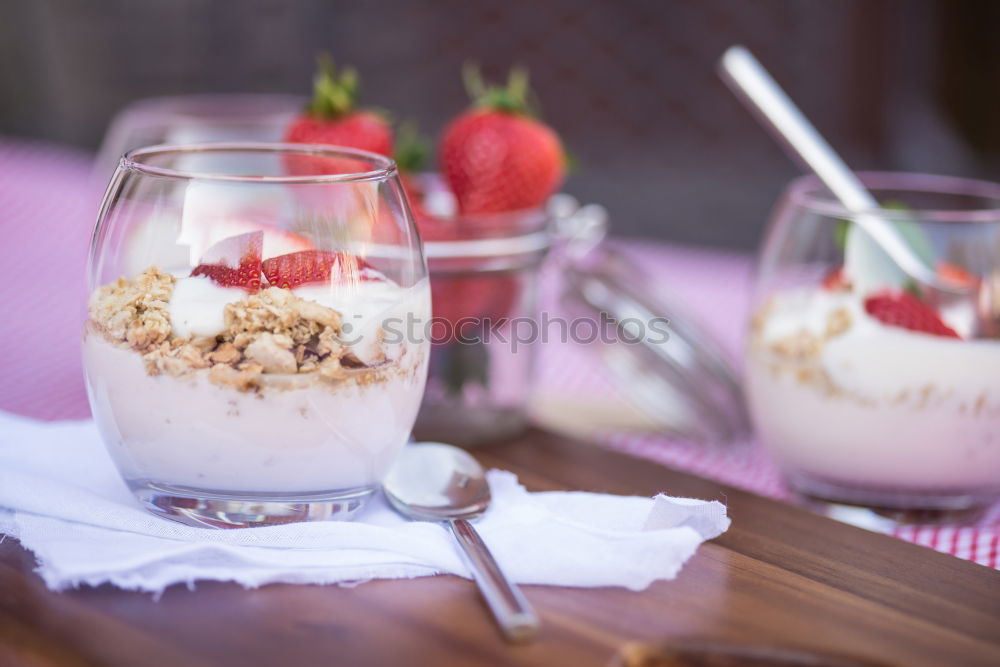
718,45,946,290
450,519,540,643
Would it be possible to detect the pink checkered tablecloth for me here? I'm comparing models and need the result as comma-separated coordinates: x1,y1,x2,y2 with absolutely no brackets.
1,136,997,569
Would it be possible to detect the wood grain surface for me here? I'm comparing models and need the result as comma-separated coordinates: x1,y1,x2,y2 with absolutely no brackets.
1,429,998,667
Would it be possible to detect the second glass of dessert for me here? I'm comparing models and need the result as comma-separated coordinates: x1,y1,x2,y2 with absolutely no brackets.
746,172,1000,517
84,143,430,527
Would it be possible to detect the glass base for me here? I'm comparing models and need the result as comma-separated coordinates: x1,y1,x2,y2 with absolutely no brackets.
788,471,998,526
801,498,991,532
130,480,376,528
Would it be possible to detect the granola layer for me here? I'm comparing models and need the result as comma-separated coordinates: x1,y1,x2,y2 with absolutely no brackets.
87,267,415,392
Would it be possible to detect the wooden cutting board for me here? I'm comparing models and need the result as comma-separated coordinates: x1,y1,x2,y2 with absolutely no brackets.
1,429,998,666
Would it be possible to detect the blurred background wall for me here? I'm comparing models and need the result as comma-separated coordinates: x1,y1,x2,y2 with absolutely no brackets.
1,0,997,249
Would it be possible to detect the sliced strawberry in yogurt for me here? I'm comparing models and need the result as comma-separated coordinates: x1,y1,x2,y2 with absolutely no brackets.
821,266,850,291
191,231,264,291
202,219,314,258
864,289,961,338
262,250,381,289
936,261,979,289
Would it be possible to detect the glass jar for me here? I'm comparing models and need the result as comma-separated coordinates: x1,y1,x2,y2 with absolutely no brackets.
84,143,429,527
746,172,1000,514
412,201,551,447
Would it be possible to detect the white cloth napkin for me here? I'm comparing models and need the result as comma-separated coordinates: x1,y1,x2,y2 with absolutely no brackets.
0,411,729,594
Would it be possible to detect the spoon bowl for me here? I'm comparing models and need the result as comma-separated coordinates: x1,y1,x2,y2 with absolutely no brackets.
383,444,491,521
383,442,540,643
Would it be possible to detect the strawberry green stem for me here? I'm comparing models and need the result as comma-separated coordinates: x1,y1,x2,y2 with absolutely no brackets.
394,120,431,172
462,63,536,116
307,53,359,118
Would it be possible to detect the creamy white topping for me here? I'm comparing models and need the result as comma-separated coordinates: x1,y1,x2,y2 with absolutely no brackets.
759,287,1000,403
168,276,247,338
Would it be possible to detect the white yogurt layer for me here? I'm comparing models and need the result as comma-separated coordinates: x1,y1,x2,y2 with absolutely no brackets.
747,287,1000,492
83,335,427,492
168,276,246,338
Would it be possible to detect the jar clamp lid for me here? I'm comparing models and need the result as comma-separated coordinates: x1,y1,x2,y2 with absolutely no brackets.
552,196,751,444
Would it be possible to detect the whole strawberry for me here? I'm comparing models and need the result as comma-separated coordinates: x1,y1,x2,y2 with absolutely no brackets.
284,55,392,157
440,67,565,215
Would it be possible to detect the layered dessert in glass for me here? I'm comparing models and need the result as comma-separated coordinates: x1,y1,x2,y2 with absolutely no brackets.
745,173,1000,513
84,144,429,527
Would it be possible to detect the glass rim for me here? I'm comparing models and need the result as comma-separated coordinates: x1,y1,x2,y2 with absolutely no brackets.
785,171,1000,224
122,141,397,184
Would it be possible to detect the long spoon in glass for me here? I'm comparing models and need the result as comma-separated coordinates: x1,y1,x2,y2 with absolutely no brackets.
718,45,996,336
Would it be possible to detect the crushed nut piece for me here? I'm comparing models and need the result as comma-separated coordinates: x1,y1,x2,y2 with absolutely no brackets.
768,331,822,360
209,364,262,392
244,333,297,374
826,307,852,338
208,342,242,365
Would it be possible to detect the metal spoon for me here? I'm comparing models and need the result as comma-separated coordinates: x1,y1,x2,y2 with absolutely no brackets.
717,45,999,336
382,442,540,643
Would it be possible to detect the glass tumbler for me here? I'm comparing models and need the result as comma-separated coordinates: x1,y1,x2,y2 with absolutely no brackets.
94,94,303,183
746,172,1000,516
84,143,430,527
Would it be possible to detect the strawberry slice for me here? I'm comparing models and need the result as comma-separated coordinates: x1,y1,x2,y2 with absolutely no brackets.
190,231,263,291
200,219,314,258
262,250,379,289
863,290,960,338
936,260,978,289
821,266,850,291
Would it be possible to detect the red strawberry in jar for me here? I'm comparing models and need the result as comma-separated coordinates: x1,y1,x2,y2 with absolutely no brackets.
283,55,393,161
424,67,565,335
440,67,565,216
